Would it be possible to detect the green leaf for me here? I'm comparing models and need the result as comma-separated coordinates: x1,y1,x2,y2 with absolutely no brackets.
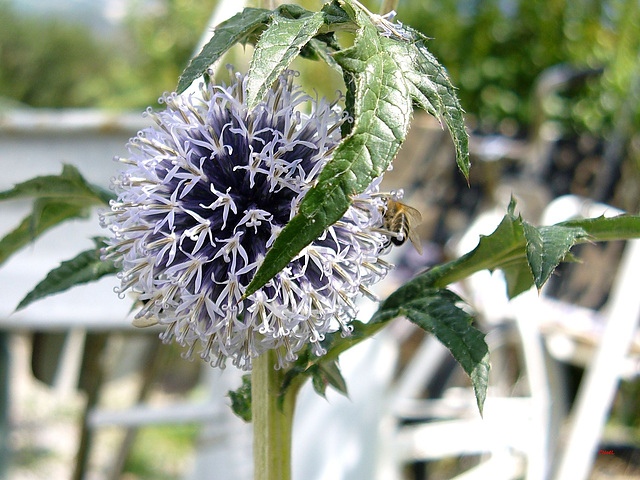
406,205,640,298
320,0,354,29
282,289,490,411
310,366,328,397
0,200,87,267
310,360,349,398
370,207,640,415
278,319,384,400
373,287,489,415
243,5,412,299
381,31,470,177
277,207,640,405
299,37,342,70
523,222,588,291
176,7,272,93
16,237,118,311
228,374,252,423
0,164,113,205
244,1,356,107
501,256,536,299
319,360,348,396
423,205,530,294
242,2,471,299
558,214,640,242
0,165,111,267
0,165,113,267
176,1,356,94
246,11,326,109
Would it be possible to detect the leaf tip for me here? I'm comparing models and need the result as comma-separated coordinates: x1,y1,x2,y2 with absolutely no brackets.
14,300,28,313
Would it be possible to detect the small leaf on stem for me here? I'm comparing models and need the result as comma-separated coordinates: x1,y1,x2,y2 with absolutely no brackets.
0,201,87,267
177,8,272,93
228,374,252,422
245,11,325,109
374,287,489,415
16,237,117,311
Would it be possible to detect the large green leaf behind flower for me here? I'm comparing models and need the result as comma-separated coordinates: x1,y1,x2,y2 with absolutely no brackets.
244,10,326,109
244,1,469,298
16,237,117,311
173,2,470,299
0,164,113,266
177,7,272,93
176,3,351,95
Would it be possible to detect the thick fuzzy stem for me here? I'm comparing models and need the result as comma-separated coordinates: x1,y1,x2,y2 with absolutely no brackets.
252,350,298,480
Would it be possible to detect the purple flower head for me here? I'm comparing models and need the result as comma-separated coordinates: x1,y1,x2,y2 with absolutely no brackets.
101,68,392,369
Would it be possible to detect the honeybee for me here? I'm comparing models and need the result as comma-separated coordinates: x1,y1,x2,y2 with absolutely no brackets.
382,195,423,255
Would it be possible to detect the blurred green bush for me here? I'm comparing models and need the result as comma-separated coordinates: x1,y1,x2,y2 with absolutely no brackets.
2,0,638,139
0,0,218,110
396,0,640,138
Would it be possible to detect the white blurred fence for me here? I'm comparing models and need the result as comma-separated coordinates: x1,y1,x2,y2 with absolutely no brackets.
0,109,146,330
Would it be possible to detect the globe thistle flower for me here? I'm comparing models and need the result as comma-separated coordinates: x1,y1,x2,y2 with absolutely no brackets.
101,68,393,369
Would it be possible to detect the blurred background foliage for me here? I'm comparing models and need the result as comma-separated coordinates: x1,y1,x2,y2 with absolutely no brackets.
1,0,638,138
1,1,640,478
397,0,640,138
1,0,638,211
392,0,640,215
0,0,219,110
1,0,638,128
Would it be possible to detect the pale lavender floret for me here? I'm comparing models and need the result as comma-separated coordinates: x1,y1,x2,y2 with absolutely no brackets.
371,10,415,42
101,69,392,369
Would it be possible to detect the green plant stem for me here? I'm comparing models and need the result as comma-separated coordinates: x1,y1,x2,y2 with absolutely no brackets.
429,244,527,288
252,350,298,480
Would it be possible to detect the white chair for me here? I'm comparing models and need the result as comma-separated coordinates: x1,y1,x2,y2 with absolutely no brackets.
375,194,640,480
525,196,640,480
375,206,551,480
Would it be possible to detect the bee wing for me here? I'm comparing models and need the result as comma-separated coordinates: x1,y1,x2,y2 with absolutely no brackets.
404,204,423,254
407,229,423,255
403,204,423,224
